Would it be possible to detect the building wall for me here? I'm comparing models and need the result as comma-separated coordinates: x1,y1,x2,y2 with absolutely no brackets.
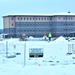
3,15,75,38
3,16,16,37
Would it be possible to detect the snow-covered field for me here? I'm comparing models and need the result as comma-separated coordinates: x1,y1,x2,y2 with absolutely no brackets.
0,36,75,75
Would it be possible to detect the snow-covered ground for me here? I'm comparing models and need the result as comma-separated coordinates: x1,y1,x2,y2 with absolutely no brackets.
0,36,75,75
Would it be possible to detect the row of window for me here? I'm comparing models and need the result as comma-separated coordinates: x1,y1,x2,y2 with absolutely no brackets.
10,28,74,32
16,29,50,32
16,22,50,24
63,17,73,20
16,23,74,26
11,17,52,20
11,17,75,21
11,23,75,27
17,17,52,20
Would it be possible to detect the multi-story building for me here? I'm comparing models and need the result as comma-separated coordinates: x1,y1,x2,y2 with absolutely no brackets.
3,13,75,38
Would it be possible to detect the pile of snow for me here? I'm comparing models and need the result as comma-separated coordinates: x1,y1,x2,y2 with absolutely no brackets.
53,12,75,15
27,36,46,41
29,36,34,39
55,36,67,42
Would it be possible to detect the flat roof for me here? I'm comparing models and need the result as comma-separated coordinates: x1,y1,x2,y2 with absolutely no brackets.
3,12,75,17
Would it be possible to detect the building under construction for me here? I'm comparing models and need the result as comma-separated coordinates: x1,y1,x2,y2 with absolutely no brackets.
3,13,75,38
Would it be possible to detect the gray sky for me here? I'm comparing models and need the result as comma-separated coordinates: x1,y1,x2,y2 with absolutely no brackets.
0,0,75,29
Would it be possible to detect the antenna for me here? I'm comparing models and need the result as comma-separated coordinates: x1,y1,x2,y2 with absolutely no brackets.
68,11,70,13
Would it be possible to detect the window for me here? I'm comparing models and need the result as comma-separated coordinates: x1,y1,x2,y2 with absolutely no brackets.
71,17,73,20
65,17,67,20
50,18,52,20
30,17,32,20
63,17,65,20
18,30,20,32
63,17,68,20
47,17,49,20
39,17,40,20
21,17,22,20
21,30,23,32
42,17,43,20
11,18,13,20
18,17,19,20
68,17,70,20
12,23,13,26
24,17,25,20
33,17,34,20
36,17,37,20
59,17,60,19
12,30,13,32
44,17,46,20
29,48,44,58
27,17,28,20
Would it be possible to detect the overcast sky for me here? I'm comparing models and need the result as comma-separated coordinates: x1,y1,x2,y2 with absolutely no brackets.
0,0,75,29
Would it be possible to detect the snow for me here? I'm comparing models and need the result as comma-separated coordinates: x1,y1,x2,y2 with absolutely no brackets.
5,12,75,16
0,37,75,75
53,12,75,15
55,36,67,42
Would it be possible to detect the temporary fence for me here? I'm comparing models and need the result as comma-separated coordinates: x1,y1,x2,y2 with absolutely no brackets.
4,41,75,66
68,42,75,54
0,42,5,54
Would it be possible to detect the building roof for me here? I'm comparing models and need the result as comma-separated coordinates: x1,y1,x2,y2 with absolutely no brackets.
3,12,75,17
